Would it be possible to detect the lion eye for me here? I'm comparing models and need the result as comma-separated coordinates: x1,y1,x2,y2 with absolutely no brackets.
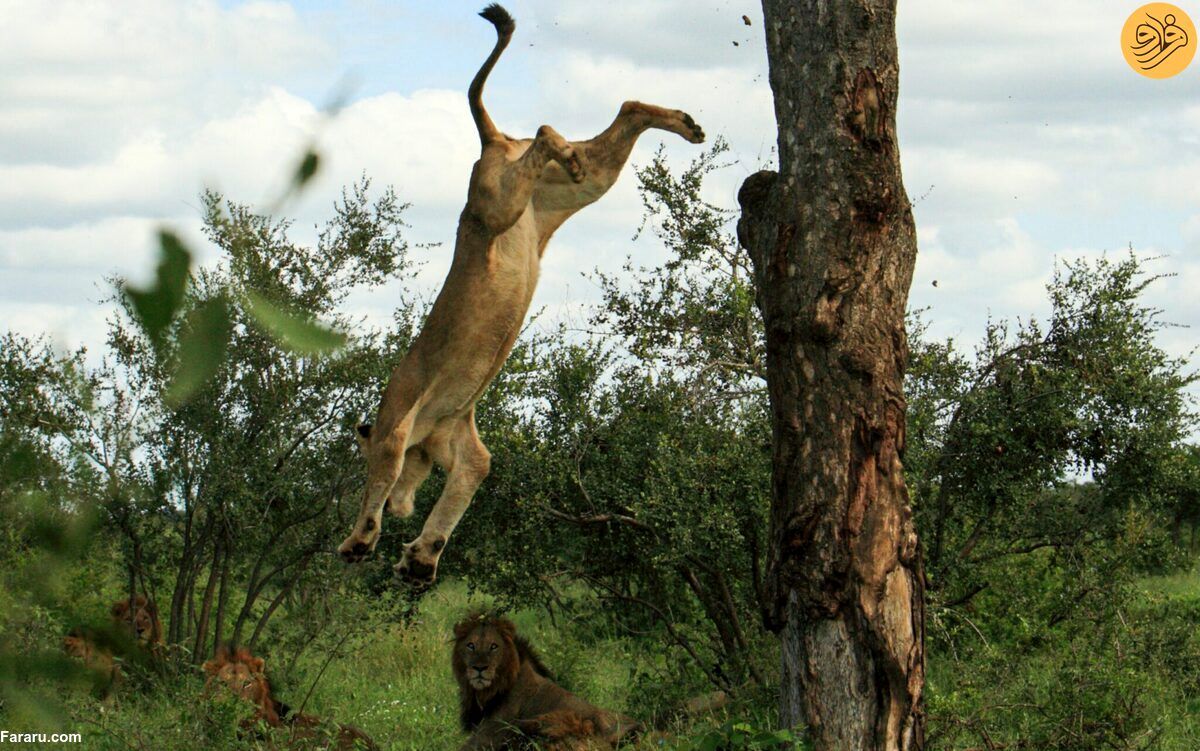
489,643,498,652
467,642,475,651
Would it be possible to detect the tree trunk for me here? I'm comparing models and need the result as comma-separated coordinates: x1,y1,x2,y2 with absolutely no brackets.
737,2,924,749
169,487,202,645
191,540,222,664
168,529,197,645
248,555,311,651
212,530,233,654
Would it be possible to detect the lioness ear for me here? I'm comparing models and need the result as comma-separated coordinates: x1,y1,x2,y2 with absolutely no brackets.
134,595,147,606
250,657,265,674
355,424,372,450
202,659,219,675
111,601,128,617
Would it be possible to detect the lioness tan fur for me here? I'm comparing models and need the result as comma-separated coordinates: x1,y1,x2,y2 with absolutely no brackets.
452,613,639,750
338,3,704,584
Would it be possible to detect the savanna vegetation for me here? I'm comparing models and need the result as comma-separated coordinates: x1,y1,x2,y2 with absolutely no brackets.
1,147,1197,751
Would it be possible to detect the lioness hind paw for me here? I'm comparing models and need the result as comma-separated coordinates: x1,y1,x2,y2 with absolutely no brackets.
680,112,705,144
385,497,414,518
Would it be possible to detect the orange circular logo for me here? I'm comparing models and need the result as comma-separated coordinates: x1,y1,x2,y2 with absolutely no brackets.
1122,3,1195,78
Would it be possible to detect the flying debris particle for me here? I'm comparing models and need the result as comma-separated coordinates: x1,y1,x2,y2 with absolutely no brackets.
732,40,739,46
743,14,752,25
932,280,938,287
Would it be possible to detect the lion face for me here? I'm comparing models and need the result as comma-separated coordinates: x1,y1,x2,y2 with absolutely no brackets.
203,646,277,722
212,661,269,704
453,615,518,694
63,632,94,662
459,627,504,690
110,596,161,645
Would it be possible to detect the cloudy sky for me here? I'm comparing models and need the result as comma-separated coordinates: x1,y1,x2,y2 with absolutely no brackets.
2,0,1198,378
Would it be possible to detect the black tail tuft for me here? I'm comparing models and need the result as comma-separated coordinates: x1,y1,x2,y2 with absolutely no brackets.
479,3,515,35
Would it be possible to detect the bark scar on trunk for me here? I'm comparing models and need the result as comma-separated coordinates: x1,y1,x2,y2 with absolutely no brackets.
848,68,887,150
773,223,797,278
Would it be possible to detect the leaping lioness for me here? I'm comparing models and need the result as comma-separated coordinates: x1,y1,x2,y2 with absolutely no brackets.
338,3,704,584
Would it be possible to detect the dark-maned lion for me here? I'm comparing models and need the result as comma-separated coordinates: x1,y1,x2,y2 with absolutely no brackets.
110,595,162,646
337,3,704,586
452,613,640,750
203,645,378,750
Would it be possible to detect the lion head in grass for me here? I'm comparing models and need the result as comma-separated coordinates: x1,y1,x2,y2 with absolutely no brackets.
203,644,280,725
452,612,546,722
451,611,639,748
202,645,379,750
110,595,162,646
63,626,120,696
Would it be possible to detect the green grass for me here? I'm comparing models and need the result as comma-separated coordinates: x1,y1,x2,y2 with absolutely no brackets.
1137,561,1200,601
295,581,670,748
30,579,744,750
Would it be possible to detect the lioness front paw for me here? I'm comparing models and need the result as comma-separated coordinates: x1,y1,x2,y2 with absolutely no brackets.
394,537,445,588
338,526,380,563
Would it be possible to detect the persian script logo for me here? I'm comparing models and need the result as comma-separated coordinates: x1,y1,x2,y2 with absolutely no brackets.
1122,3,1196,78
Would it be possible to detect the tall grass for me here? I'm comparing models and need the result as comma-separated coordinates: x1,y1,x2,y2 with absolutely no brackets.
40,580,742,750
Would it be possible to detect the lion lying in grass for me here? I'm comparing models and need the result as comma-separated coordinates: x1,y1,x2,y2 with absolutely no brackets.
62,596,163,697
203,645,378,750
452,613,640,750
62,626,121,698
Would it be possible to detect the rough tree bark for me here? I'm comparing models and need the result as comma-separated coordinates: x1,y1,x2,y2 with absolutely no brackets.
737,2,924,749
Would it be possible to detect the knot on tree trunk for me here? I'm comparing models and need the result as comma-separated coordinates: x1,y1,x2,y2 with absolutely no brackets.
736,170,780,271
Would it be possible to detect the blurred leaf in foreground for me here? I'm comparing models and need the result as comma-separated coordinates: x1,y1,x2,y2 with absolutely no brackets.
164,295,233,408
123,230,192,346
295,149,320,189
245,290,346,354
269,147,323,213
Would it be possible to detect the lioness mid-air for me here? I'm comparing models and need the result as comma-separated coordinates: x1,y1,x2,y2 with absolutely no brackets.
338,3,704,585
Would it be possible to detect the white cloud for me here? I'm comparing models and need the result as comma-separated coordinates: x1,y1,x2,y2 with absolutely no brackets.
524,0,764,70
0,0,1196,395
904,148,1061,214
0,0,330,166
913,217,1049,325
0,216,160,271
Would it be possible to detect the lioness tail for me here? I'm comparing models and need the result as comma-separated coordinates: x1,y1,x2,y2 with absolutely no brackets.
470,4,515,145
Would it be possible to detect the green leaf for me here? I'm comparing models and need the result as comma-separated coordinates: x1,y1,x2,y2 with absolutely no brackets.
123,230,192,346
294,149,320,189
245,290,346,354
164,295,233,407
